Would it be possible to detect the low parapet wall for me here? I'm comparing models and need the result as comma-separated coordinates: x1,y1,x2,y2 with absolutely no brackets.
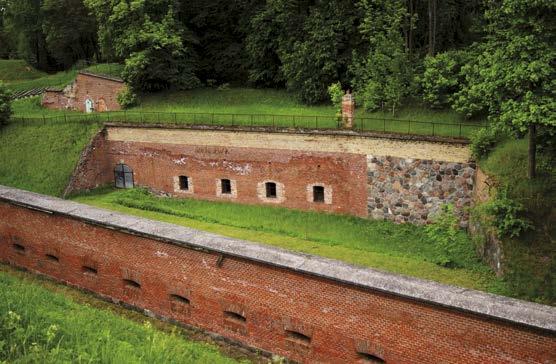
0,185,554,363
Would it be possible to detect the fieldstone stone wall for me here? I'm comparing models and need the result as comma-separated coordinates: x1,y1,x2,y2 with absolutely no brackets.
367,155,475,225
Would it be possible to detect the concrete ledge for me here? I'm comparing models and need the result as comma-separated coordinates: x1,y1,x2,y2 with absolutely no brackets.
103,122,471,145
0,184,554,333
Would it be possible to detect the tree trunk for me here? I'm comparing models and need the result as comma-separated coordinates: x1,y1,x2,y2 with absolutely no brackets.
528,124,536,179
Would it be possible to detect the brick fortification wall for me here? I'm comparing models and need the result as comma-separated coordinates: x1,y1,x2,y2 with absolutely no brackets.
42,72,126,112
66,125,476,223
0,186,555,363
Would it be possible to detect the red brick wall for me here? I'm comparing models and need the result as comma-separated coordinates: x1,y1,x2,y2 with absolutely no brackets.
40,72,125,112
72,135,369,217
0,201,554,363
63,129,112,196
73,73,125,112
42,90,69,110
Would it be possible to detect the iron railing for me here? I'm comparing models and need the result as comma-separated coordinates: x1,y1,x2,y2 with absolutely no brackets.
6,111,486,139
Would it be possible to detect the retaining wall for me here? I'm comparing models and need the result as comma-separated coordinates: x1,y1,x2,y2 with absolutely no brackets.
0,185,555,363
65,125,475,223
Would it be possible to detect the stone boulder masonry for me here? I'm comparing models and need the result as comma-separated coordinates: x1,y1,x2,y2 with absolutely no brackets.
0,185,554,363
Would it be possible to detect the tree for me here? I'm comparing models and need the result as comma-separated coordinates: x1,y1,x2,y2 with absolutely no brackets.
452,0,556,178
280,1,359,104
85,0,199,91
0,82,11,125
420,49,474,108
351,0,410,114
2,0,51,70
247,0,361,103
41,0,98,68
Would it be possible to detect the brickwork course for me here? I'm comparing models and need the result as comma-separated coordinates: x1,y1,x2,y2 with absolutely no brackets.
42,71,125,112
65,125,474,223
0,186,555,364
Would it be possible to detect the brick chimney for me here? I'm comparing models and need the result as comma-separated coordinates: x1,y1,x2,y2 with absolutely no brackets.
341,90,355,129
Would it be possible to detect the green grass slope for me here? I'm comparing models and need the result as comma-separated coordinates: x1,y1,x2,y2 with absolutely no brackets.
72,188,509,296
1,60,123,92
479,139,555,303
0,120,101,195
0,265,245,363
0,60,47,81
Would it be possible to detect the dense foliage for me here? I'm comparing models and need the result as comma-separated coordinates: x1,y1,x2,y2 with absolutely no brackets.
0,81,11,124
1,0,483,98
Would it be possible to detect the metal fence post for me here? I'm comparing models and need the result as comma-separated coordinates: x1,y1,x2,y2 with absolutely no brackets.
459,123,462,138
432,123,435,136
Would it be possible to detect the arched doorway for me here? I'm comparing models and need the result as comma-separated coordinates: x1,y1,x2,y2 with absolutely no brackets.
85,98,94,113
97,98,108,112
114,163,134,188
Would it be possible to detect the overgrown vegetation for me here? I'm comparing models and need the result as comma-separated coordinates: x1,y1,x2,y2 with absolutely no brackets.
0,266,245,363
72,187,509,297
0,81,10,124
472,138,555,303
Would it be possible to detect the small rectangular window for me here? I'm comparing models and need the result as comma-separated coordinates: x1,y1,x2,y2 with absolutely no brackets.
45,254,59,263
357,352,385,363
12,243,25,252
224,311,247,324
221,179,232,194
265,182,277,198
286,330,311,346
179,176,189,190
313,185,325,203
123,278,141,289
82,266,98,275
170,294,190,305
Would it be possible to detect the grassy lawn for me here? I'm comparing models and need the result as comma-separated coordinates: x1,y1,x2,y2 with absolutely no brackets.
72,188,509,297
0,119,101,196
0,264,248,363
3,60,483,137
1,60,123,92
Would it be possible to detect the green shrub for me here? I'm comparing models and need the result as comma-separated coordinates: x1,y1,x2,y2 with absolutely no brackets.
0,82,12,125
327,82,343,111
419,50,471,109
117,87,138,109
469,126,505,160
425,204,465,268
480,190,533,238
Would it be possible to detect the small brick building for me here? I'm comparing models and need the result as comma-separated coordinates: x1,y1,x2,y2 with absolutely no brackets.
42,71,126,112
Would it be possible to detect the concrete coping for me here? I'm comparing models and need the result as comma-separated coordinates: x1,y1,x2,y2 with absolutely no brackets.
0,184,554,333
103,122,471,145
